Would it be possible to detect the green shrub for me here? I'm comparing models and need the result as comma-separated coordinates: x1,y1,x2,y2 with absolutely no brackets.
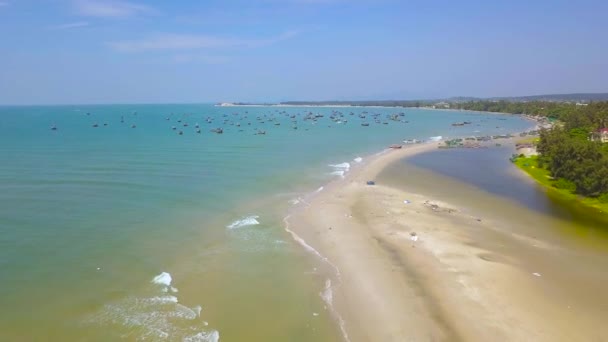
553,178,576,192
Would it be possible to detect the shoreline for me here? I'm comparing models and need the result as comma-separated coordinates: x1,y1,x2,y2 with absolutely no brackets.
285,140,607,341
513,155,608,220
284,142,440,342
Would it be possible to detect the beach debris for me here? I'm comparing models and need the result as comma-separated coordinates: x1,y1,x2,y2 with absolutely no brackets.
533,272,542,277
410,232,418,242
403,200,411,204
366,181,376,185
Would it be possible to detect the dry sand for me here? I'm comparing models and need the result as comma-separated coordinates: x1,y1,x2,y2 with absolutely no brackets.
287,143,608,342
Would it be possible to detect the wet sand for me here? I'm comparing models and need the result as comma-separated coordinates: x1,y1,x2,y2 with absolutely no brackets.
288,143,608,341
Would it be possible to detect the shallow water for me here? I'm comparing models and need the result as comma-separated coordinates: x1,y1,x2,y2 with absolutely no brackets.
0,104,531,340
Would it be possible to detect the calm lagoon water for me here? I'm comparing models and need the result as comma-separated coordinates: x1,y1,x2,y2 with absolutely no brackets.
381,146,608,248
0,104,531,341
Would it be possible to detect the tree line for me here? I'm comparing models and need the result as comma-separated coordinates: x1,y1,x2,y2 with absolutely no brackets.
450,100,579,119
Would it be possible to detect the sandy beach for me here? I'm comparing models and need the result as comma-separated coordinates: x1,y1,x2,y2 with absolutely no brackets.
287,143,608,342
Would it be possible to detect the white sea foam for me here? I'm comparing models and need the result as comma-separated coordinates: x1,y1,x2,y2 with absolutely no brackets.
330,170,345,178
90,297,213,341
353,157,363,163
283,215,350,342
320,278,350,342
170,304,198,320
89,272,216,341
329,162,351,170
152,272,172,287
321,279,333,305
227,215,260,229
283,215,340,277
193,305,202,317
429,135,443,141
143,296,179,305
184,331,220,342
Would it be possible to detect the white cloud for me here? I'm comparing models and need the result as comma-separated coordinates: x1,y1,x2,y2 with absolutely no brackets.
49,21,90,30
108,31,299,52
74,0,153,18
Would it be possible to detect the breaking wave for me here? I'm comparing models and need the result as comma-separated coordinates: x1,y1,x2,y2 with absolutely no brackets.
227,215,260,229
329,162,351,178
330,170,345,178
87,273,219,341
329,162,351,170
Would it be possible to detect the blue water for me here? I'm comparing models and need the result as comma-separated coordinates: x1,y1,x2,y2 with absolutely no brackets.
0,104,532,341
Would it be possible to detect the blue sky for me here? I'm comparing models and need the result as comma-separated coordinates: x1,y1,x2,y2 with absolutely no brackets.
1,0,607,104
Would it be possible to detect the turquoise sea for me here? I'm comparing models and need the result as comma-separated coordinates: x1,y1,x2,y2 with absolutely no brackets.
0,104,532,341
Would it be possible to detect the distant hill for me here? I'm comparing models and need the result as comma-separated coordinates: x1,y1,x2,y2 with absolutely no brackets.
486,93,608,102
279,93,608,107
221,93,608,108
447,93,608,103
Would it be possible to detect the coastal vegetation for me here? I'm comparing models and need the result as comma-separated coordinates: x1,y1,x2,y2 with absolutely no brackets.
514,156,608,213
450,100,578,119
509,101,608,207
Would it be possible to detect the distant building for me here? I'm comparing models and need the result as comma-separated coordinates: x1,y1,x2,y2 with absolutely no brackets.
591,128,608,143
434,101,450,109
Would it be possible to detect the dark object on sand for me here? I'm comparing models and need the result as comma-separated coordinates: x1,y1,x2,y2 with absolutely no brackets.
366,181,375,185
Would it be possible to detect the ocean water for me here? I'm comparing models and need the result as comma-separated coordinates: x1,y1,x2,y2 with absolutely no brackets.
0,104,532,341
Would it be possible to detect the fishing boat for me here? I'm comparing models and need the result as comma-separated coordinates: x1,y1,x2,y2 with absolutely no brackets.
361,123,370,126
